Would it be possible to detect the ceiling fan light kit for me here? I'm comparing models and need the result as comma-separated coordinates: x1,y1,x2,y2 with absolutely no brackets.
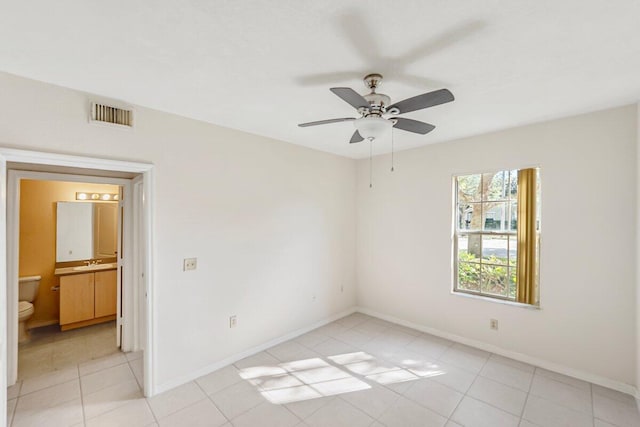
354,116,392,141
298,73,454,144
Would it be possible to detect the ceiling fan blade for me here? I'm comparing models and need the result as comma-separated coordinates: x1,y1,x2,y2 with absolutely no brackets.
349,130,364,144
330,87,370,110
388,89,454,114
392,118,436,135
298,117,355,127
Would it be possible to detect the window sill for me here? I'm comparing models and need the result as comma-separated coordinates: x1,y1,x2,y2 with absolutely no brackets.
451,290,541,310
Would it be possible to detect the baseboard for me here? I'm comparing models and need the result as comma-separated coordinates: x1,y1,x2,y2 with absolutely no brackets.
28,319,59,329
153,306,357,395
356,306,640,399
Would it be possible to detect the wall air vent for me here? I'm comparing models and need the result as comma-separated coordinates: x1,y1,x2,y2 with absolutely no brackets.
90,102,134,128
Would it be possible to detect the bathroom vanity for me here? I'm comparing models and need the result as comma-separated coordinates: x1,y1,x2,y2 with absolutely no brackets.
54,200,119,331
55,264,117,331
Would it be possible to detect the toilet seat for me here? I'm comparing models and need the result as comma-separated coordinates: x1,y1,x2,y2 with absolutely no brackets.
18,301,34,317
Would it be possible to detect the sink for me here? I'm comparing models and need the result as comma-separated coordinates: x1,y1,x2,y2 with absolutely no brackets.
72,263,117,272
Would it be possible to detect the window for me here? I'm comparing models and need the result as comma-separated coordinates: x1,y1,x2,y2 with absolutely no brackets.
453,168,540,305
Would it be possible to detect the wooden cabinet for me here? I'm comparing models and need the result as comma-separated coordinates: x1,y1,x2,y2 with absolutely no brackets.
94,270,117,317
59,273,95,324
59,269,117,330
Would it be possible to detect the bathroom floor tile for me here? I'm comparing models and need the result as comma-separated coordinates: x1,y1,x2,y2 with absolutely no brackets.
19,365,78,395
15,379,80,412
7,381,22,399
79,352,128,376
7,398,17,426
12,397,84,427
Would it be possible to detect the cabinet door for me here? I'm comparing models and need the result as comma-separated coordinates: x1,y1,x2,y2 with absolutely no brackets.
60,273,95,325
94,269,117,318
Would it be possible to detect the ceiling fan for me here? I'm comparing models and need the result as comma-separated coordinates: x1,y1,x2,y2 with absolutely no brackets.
298,73,454,144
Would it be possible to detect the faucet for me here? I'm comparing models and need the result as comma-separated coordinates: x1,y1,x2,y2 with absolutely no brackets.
84,260,102,266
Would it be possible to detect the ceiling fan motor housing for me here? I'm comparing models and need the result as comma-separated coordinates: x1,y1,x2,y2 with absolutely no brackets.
363,93,391,116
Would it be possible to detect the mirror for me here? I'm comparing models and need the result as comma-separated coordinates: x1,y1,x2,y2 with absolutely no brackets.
56,201,118,262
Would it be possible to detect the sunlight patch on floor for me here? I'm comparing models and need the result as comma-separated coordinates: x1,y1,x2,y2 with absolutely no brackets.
237,351,446,404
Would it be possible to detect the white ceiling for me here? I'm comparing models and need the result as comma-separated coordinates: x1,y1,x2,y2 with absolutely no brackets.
1,1,639,158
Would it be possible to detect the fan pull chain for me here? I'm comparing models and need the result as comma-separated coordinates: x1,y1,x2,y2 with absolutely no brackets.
369,139,373,188
391,128,395,172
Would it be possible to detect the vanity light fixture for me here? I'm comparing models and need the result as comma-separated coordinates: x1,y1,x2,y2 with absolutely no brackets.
75,192,119,202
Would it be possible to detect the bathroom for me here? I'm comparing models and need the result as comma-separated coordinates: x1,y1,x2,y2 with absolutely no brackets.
15,178,140,382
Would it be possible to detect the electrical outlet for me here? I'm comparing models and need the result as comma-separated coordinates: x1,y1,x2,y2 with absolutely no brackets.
340,284,344,293
490,319,498,330
312,295,316,301
229,315,237,328
183,258,197,271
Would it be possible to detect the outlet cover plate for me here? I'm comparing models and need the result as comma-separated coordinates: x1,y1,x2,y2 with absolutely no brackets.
183,258,197,271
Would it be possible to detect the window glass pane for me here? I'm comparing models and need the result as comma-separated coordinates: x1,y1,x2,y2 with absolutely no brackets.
458,262,480,292
458,235,480,263
508,235,518,265
457,174,482,202
509,267,517,299
482,235,508,265
509,201,518,231
481,264,508,297
486,170,510,201
509,170,518,200
508,236,517,299
458,203,481,231
483,202,507,231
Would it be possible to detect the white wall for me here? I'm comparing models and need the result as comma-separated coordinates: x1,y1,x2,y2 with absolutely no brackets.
0,72,357,390
357,105,638,388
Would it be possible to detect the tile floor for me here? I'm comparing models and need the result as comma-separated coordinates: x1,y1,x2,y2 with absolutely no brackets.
6,313,640,426
18,322,119,380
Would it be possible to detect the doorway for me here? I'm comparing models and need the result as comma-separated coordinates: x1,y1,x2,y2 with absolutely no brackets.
15,177,123,381
0,149,155,411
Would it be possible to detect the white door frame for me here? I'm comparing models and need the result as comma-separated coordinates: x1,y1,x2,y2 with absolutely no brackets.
0,148,155,417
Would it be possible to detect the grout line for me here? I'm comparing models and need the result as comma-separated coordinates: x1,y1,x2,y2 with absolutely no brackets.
9,395,18,427
193,379,232,425
518,367,536,424
590,381,595,427
77,363,87,425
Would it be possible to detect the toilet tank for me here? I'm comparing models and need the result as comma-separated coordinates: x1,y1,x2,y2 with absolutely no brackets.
19,275,41,302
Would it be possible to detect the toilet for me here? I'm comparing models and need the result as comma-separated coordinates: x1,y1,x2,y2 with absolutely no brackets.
18,275,40,343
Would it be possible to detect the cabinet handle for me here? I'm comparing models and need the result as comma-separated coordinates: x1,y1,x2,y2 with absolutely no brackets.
51,286,60,291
